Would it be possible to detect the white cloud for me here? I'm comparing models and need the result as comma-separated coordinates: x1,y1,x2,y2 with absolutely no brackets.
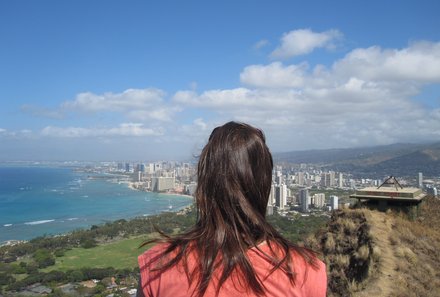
240,62,307,88
62,88,165,112
193,118,208,131
173,88,301,110
41,123,163,138
126,106,182,122
271,29,342,59
14,33,440,155
53,88,178,123
174,40,440,151
254,39,269,50
332,41,440,82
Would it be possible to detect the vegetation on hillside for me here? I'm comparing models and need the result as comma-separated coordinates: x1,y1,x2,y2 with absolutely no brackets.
306,196,440,297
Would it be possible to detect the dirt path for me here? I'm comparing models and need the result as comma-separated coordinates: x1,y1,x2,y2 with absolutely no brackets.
355,210,398,297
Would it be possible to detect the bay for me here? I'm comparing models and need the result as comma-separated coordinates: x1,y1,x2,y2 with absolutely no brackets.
0,166,193,244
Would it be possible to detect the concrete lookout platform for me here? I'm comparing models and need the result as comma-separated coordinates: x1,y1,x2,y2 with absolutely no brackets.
350,179,427,219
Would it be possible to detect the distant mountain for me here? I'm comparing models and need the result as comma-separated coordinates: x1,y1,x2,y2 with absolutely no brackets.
274,142,440,177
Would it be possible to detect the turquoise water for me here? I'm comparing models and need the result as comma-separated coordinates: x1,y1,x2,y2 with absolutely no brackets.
0,166,193,244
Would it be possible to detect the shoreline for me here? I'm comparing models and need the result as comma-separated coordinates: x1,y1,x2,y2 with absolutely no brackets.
126,181,194,200
0,168,194,246
0,201,195,247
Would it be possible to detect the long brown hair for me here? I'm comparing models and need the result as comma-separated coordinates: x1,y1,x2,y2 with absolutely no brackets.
142,121,318,296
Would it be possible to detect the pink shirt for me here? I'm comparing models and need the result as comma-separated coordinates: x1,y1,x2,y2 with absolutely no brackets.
138,243,327,297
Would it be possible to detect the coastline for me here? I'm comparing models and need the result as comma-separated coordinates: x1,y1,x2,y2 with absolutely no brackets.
126,181,194,200
0,168,194,245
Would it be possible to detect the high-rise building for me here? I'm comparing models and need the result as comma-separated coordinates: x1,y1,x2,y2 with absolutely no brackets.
338,173,343,188
312,193,326,208
275,184,287,210
329,171,336,187
417,172,423,188
320,173,329,187
151,176,175,192
297,172,305,186
330,195,339,210
299,188,309,212
269,184,275,206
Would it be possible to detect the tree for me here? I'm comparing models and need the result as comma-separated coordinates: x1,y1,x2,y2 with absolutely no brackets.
0,272,15,286
33,249,55,268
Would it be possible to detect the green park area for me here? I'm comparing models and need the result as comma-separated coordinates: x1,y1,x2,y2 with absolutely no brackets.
42,236,152,272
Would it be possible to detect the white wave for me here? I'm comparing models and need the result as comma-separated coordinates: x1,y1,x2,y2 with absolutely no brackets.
24,219,55,225
67,218,78,221
3,224,12,227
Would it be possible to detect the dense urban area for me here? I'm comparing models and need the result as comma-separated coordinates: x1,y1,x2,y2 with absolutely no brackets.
84,160,439,215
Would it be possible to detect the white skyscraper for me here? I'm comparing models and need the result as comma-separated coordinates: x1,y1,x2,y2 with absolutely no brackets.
275,184,288,210
312,193,326,208
417,172,423,188
329,171,336,187
269,184,275,206
338,173,343,188
330,195,339,210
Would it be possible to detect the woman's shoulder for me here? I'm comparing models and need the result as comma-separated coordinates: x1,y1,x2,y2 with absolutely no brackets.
138,243,170,267
249,242,327,296
250,241,326,277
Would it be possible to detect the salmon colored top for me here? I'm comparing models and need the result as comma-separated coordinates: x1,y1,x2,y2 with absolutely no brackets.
138,242,327,297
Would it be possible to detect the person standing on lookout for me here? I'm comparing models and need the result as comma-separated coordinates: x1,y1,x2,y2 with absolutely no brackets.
138,121,327,297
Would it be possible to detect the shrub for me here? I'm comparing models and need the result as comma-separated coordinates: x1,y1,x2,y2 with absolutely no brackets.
33,249,55,268
54,249,65,257
355,244,370,261
81,239,97,249
0,272,15,286
324,233,336,252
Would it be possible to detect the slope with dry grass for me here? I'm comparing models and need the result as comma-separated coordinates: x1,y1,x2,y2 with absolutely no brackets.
307,196,440,297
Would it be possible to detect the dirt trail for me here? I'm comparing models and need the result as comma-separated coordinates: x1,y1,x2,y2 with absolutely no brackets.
355,210,398,297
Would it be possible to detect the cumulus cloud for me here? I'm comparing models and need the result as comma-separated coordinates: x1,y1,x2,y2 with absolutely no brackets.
126,106,181,122
271,28,342,59
62,88,165,112
14,32,440,154
41,123,163,138
174,40,440,150
23,88,180,123
240,62,307,88
332,41,440,82
173,88,302,110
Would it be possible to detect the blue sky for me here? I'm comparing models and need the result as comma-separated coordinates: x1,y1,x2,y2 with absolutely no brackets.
1,0,439,161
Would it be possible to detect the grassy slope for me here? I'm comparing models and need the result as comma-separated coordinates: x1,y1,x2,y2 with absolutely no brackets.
357,197,440,297
43,236,152,272
308,196,440,297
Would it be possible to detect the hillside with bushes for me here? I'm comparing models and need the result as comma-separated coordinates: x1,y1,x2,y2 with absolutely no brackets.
307,196,440,296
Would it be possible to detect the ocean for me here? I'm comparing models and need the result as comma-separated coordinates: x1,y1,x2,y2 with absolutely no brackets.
0,166,193,244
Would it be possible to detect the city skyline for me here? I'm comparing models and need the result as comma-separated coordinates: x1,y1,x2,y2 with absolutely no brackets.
1,0,440,161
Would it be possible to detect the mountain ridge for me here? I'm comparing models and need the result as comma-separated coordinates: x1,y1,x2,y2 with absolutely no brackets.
274,142,440,177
